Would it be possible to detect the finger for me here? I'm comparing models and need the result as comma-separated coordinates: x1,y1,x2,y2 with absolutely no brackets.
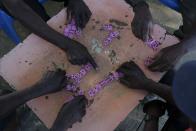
119,78,131,87
75,57,88,65
88,55,98,69
85,10,91,21
149,21,153,36
122,61,138,69
132,21,140,39
55,69,66,76
80,108,86,117
159,64,173,72
66,8,71,24
148,62,162,72
81,12,91,29
135,21,143,40
116,67,130,76
75,96,87,105
148,55,163,71
116,61,135,73
62,79,68,87
80,101,86,109
148,61,167,72
142,22,150,41
75,13,81,29
44,71,55,79
116,61,131,72
69,59,79,65
79,14,85,29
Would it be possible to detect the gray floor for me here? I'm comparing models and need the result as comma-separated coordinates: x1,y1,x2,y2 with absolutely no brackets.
0,0,195,131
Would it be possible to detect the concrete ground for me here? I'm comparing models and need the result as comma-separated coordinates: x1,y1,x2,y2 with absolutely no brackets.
0,0,195,131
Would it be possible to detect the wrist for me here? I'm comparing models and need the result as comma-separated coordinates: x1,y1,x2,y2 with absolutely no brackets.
143,79,155,90
58,38,72,52
32,83,52,95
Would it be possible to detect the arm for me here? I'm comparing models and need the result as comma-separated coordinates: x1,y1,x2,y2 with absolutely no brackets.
143,100,166,131
0,70,67,120
50,96,87,131
2,0,71,51
144,80,174,104
50,0,92,29
2,0,97,68
116,61,175,104
148,27,196,72
124,0,153,41
0,83,50,120
144,119,159,131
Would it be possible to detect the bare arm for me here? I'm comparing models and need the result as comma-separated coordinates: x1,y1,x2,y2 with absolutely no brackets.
2,0,71,51
124,0,153,41
50,96,87,131
0,83,50,120
2,0,97,68
148,27,196,72
117,61,175,104
0,70,66,120
145,80,174,104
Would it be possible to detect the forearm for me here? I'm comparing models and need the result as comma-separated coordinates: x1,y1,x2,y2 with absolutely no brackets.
0,84,48,120
2,0,71,51
145,79,174,104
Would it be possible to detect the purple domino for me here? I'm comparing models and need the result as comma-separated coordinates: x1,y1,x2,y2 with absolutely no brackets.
145,38,161,51
64,20,93,96
102,24,120,47
64,20,81,39
88,72,123,97
63,20,93,96
65,63,93,96
103,24,113,31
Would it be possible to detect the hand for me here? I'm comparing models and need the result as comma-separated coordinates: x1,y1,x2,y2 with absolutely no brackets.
51,96,87,131
148,44,187,72
116,61,149,89
132,1,153,41
38,69,67,94
143,100,166,117
66,0,92,29
67,40,97,69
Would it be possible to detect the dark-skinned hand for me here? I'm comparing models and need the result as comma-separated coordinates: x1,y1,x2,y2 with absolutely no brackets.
116,61,149,89
148,44,186,72
132,1,153,41
67,40,97,69
66,0,92,29
51,96,87,131
143,100,167,117
38,69,67,94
